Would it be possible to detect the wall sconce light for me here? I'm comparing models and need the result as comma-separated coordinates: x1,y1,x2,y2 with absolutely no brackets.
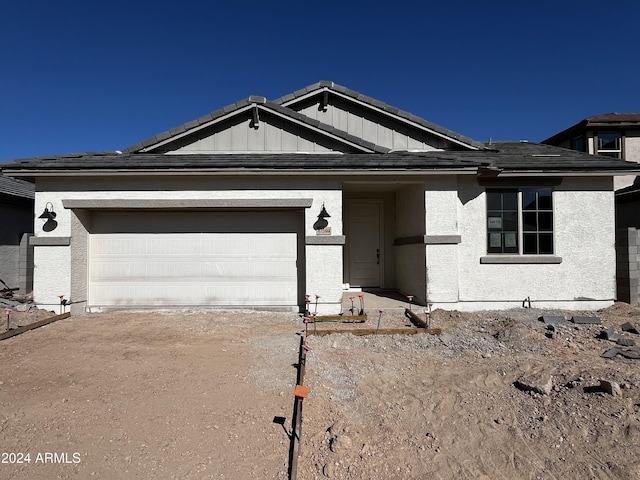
39,202,56,220
39,202,58,232
313,203,331,231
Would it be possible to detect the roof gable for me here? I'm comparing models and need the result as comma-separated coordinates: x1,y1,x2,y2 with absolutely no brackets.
124,96,388,154
275,81,485,152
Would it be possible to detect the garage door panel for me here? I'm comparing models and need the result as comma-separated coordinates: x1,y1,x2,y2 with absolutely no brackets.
89,225,300,307
90,282,298,306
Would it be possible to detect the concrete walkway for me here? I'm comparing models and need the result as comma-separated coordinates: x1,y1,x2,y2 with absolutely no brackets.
340,290,423,312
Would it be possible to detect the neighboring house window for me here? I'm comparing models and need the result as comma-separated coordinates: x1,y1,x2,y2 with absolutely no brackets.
571,135,585,152
596,132,622,158
487,188,554,255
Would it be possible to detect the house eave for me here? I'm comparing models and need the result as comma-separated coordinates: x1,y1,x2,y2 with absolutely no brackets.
494,170,637,177
3,167,482,179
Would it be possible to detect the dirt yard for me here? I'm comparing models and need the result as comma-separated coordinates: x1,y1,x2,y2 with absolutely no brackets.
1,303,640,479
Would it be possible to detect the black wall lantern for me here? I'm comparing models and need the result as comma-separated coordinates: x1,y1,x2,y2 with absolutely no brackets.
39,202,58,232
313,203,331,231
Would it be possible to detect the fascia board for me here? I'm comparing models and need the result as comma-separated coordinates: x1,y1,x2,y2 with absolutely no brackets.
141,102,376,154
5,168,480,178
495,170,638,177
279,86,330,107
139,104,255,152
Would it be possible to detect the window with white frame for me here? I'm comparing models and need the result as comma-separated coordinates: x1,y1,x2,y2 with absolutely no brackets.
596,132,622,158
487,188,554,255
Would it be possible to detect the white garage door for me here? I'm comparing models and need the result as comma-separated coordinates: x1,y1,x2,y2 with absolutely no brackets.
88,211,301,308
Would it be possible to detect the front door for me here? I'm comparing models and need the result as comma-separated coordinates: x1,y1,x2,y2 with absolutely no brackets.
346,200,382,287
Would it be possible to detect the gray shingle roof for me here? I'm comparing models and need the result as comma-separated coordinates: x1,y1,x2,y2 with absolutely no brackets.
2,152,486,173
273,81,487,151
3,142,637,178
485,141,638,171
0,173,35,199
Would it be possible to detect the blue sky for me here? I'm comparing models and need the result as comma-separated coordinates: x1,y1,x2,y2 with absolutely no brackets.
1,0,639,161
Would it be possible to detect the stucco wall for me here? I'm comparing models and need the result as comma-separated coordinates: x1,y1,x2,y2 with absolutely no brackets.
393,184,426,300
35,176,342,238
33,244,70,311
616,133,640,190
394,244,426,303
32,176,344,310
424,177,461,303
425,177,459,235
306,244,343,314
395,184,425,238
624,132,640,163
455,176,616,310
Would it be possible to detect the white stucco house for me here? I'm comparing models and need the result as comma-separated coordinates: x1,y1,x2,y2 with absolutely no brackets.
3,82,639,314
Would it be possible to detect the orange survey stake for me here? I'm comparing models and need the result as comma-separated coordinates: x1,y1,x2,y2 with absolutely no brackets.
294,385,310,399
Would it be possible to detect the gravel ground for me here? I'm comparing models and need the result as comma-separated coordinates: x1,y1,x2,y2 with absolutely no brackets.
2,303,640,479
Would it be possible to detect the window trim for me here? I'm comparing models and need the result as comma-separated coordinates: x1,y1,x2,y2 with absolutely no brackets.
485,187,557,258
480,255,562,264
595,131,622,158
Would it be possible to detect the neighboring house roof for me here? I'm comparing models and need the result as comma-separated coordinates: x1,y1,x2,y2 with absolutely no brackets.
583,113,640,125
274,80,487,151
4,143,637,180
542,113,640,144
0,173,35,200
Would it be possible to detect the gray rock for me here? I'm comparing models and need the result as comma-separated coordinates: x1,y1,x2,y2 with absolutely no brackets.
539,315,566,325
15,304,31,312
323,462,336,478
599,379,621,396
619,350,640,360
329,434,353,454
572,316,601,324
604,326,620,342
617,337,636,347
515,374,553,395
622,322,640,334
602,348,621,359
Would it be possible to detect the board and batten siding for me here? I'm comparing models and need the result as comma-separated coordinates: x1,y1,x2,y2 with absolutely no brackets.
170,112,342,153
291,96,449,151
